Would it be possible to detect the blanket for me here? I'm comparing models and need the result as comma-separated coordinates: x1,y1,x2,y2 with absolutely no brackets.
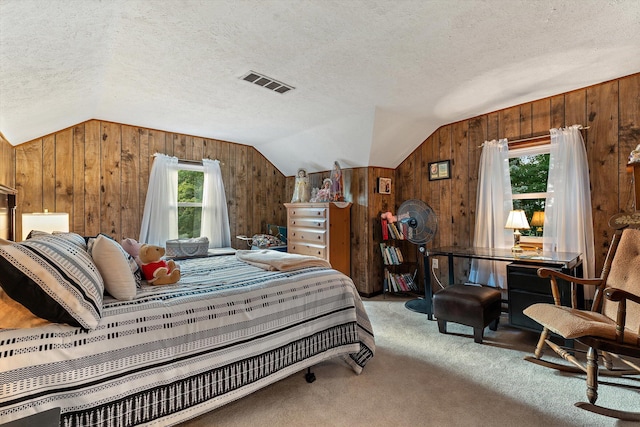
236,249,332,271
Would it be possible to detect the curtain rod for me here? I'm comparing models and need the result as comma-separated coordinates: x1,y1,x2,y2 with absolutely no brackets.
151,154,223,165
178,159,203,165
478,125,590,148
508,126,589,145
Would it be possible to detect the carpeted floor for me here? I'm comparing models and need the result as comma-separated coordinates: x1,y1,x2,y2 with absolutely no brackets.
180,294,639,426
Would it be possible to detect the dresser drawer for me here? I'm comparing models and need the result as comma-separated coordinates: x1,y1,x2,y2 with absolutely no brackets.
288,207,327,219
288,217,327,229
289,243,327,259
288,228,326,244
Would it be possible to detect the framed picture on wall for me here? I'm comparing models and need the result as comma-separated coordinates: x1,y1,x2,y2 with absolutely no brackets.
378,177,391,194
428,160,451,181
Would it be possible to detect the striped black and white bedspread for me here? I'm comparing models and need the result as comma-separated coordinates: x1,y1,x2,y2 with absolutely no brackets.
0,255,375,426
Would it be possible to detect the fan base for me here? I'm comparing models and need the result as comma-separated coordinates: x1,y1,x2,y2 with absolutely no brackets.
405,298,431,315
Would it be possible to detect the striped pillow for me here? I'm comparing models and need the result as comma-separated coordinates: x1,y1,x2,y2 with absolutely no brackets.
0,234,104,329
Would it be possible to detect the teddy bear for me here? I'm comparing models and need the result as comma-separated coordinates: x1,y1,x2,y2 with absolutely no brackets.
138,244,181,285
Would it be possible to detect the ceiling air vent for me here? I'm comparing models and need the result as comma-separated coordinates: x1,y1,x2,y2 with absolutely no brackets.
241,71,294,94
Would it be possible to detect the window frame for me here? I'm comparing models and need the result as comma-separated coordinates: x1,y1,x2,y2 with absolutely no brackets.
507,140,550,245
177,163,205,238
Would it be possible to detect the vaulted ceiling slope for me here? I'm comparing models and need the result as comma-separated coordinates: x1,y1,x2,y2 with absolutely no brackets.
1,1,639,176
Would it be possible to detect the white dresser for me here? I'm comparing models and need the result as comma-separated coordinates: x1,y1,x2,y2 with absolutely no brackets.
284,202,351,276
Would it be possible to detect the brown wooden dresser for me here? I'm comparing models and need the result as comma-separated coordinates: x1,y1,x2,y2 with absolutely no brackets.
284,202,351,276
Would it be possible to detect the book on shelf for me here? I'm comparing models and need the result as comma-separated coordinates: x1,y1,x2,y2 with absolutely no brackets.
384,268,418,293
386,222,404,240
394,246,404,263
380,243,404,266
379,243,390,265
381,218,389,240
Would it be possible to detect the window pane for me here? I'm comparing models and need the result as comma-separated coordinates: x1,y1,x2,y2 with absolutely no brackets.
178,170,204,238
513,198,545,237
178,170,204,203
509,154,549,194
178,206,202,238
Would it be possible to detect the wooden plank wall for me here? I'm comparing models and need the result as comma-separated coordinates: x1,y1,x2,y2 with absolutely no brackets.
5,73,639,297
13,120,288,246
0,134,15,189
391,73,640,292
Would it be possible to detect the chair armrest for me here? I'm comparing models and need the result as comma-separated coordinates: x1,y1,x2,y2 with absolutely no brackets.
604,287,640,305
536,268,602,286
537,268,602,308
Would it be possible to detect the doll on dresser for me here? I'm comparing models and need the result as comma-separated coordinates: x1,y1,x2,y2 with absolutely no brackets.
291,168,310,203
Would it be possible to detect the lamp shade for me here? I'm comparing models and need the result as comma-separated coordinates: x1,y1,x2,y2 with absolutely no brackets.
21,211,69,241
530,211,545,227
505,210,530,230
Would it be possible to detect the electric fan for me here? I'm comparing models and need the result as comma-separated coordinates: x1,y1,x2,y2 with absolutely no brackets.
396,199,438,314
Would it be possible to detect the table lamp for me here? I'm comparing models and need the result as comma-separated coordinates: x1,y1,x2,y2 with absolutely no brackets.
505,209,530,252
530,211,545,236
21,209,69,241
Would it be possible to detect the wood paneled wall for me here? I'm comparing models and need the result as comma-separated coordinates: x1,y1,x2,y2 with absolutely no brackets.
0,134,15,189
385,73,640,293
12,120,288,246
3,73,638,297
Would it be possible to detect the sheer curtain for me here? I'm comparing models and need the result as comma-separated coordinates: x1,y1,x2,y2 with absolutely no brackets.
469,139,513,289
201,159,231,248
543,125,595,279
139,153,179,246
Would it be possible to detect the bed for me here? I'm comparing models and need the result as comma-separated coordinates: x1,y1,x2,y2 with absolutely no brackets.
0,229,375,426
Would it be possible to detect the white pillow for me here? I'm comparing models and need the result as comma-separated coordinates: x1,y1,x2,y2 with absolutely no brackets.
90,234,137,300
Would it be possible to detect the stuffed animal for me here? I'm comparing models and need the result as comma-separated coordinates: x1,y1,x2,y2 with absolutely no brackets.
121,237,143,266
380,211,397,223
138,244,181,285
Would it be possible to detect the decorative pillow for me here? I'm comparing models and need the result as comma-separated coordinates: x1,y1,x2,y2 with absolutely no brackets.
88,234,138,300
0,235,104,329
88,234,143,288
28,231,89,252
25,229,51,240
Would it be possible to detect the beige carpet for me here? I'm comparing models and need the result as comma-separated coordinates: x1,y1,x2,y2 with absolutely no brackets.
180,295,639,427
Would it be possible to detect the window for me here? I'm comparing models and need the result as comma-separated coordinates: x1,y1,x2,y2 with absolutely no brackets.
508,143,550,238
177,165,204,238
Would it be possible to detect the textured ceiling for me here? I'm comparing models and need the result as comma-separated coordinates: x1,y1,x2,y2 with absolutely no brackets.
1,0,639,176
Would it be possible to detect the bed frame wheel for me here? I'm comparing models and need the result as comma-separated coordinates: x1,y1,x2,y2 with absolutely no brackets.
305,367,316,383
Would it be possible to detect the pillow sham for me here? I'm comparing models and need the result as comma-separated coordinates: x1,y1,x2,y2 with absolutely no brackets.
88,234,138,300
87,234,143,287
0,235,104,329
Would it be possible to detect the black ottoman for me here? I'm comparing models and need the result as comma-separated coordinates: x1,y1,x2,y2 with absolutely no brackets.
432,284,501,344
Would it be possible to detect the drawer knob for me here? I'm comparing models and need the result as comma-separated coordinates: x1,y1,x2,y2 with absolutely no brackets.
317,236,321,239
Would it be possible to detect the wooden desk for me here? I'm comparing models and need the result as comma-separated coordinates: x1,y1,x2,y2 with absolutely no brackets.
422,247,582,324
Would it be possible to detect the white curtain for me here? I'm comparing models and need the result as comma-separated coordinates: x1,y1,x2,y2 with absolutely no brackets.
543,125,595,280
139,153,179,246
469,138,513,289
201,159,231,248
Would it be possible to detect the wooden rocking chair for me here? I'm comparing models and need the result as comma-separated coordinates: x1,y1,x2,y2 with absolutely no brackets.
523,213,640,421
